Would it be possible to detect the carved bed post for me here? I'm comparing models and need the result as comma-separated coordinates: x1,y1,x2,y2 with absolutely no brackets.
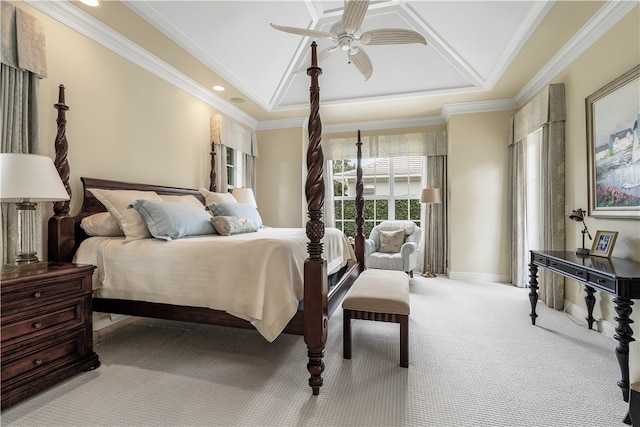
304,41,328,396
48,85,75,262
209,142,217,192
354,130,365,272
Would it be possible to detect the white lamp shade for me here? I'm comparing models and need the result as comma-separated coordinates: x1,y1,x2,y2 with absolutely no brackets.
232,187,257,208
420,188,442,204
0,153,70,202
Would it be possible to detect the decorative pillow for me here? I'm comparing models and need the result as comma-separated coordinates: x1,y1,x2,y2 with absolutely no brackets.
379,229,405,253
159,194,206,209
211,216,257,236
199,188,237,206
88,188,162,242
207,202,263,228
80,212,124,237
130,199,216,241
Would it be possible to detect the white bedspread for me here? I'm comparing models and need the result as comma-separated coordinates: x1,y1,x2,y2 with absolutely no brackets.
74,228,355,342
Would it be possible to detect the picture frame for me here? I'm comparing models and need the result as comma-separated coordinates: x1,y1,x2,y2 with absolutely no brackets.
585,65,640,219
590,230,618,258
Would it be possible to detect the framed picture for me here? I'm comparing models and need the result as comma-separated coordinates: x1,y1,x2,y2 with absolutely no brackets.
586,65,640,218
590,230,618,258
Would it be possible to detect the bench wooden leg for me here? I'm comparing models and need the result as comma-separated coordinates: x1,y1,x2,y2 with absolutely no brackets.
400,314,409,368
343,309,352,359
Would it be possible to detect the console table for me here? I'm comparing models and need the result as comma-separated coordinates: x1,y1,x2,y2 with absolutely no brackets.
528,250,640,424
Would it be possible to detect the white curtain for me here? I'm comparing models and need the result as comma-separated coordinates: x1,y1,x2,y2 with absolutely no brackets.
1,3,46,264
210,114,258,192
509,84,566,309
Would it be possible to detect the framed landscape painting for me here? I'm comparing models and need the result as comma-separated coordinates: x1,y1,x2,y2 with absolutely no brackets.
586,65,640,218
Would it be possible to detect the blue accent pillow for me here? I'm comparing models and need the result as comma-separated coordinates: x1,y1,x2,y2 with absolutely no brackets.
207,202,263,228
130,199,215,241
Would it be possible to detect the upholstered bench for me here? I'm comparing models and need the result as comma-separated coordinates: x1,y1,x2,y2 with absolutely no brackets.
342,269,410,367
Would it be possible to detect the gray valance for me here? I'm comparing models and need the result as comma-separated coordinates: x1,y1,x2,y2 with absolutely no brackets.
1,3,47,78
510,83,565,144
324,130,447,160
210,114,258,157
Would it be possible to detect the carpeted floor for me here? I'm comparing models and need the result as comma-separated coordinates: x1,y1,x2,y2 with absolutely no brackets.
1,276,630,426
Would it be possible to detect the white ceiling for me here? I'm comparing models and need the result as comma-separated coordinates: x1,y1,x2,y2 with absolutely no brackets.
121,0,552,122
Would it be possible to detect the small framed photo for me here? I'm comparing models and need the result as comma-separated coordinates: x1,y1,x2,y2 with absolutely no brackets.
590,230,618,258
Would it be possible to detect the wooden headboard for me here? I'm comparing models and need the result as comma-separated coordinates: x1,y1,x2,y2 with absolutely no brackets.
49,176,205,263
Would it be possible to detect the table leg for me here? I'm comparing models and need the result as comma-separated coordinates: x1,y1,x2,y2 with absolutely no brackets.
584,285,596,329
613,296,635,402
528,262,539,325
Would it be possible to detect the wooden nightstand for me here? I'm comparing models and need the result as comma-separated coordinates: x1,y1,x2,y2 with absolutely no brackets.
1,263,100,409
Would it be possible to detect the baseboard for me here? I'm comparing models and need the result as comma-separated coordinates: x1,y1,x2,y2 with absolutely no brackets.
563,299,616,339
447,270,511,284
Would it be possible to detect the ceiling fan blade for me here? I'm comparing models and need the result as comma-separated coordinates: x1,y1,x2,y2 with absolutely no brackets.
349,47,373,81
342,0,370,34
360,29,427,45
293,46,338,73
270,23,332,39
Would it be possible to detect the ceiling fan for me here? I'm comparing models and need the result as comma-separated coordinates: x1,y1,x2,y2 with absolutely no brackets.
271,0,426,81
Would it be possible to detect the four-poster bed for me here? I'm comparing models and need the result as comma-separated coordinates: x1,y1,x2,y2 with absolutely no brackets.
47,42,366,394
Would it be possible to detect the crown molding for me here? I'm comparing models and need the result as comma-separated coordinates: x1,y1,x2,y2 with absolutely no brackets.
256,117,307,131
515,0,637,106
441,99,518,121
323,116,445,134
27,0,258,130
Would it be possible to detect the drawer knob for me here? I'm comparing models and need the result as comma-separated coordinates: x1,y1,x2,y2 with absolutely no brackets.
33,359,43,366
576,271,584,275
598,279,606,283
32,291,42,299
32,322,42,329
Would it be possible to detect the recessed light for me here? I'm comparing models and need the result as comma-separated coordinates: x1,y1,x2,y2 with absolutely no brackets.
212,85,225,92
231,98,245,104
80,0,99,6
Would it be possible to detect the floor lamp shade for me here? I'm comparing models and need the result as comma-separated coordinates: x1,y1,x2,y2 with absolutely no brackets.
0,154,70,264
231,188,257,208
420,188,442,204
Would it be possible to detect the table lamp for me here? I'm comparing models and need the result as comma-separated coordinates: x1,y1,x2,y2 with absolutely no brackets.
232,188,257,209
420,188,442,277
569,208,591,256
0,153,70,264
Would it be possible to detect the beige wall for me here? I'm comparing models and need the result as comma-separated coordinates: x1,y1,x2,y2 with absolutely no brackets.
553,6,639,379
447,110,514,282
22,3,220,220
255,127,305,227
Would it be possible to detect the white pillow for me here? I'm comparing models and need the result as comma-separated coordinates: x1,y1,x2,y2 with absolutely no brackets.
159,194,206,209
379,229,405,253
199,188,236,206
88,188,162,242
80,212,124,237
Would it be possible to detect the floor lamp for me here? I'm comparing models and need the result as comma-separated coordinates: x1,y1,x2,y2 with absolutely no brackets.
420,188,442,278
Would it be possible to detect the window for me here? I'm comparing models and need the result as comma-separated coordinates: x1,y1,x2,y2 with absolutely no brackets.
225,147,245,190
331,156,425,237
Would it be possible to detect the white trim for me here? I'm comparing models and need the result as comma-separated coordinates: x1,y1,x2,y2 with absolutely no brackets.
27,0,258,130
441,99,518,121
256,117,307,131
515,0,636,106
324,116,445,134
447,271,511,284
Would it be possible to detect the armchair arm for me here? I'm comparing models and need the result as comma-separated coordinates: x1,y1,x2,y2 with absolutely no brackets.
364,239,376,256
400,241,418,271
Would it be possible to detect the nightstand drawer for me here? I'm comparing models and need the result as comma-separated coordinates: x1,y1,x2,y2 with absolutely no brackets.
1,330,84,383
1,298,85,343
1,277,85,309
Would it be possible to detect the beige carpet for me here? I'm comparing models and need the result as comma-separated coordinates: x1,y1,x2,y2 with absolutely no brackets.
1,276,630,426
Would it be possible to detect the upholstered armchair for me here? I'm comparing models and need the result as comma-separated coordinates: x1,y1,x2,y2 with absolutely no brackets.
364,220,422,277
